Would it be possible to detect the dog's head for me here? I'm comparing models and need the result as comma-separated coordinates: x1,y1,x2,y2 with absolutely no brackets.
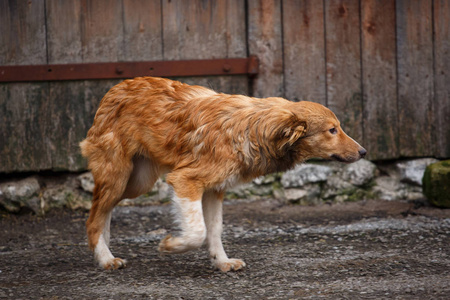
278,101,366,163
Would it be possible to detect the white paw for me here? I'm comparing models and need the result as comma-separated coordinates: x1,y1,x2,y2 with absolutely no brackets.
158,234,204,254
99,257,127,270
158,234,184,254
214,258,246,272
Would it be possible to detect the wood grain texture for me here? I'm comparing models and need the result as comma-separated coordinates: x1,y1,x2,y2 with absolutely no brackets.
433,0,450,158
122,0,163,61
396,0,434,157
79,0,124,63
162,0,248,95
324,0,363,143
0,0,50,172
0,0,47,65
248,0,284,97
282,0,326,104
45,0,84,171
2,0,450,173
78,0,125,167
46,0,123,171
45,0,83,64
361,0,398,160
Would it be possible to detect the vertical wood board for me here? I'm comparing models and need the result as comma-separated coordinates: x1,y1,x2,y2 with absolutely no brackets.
282,0,326,104
0,0,47,65
433,0,450,158
225,0,248,58
396,0,434,157
163,0,229,60
324,0,363,143
46,0,125,171
248,0,284,98
162,0,248,95
361,0,398,160
122,0,163,61
0,0,50,172
46,0,84,171
79,0,124,63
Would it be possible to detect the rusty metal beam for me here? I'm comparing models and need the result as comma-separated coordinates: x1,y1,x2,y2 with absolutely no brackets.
0,56,259,83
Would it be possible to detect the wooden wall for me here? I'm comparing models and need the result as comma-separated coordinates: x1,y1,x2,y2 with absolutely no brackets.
0,0,449,173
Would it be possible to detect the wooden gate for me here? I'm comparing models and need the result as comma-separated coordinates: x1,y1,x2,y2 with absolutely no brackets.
1,0,449,173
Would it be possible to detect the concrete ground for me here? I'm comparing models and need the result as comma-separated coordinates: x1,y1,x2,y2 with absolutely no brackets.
0,198,449,299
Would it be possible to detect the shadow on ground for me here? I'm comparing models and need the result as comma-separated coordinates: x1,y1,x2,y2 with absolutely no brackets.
1,199,449,299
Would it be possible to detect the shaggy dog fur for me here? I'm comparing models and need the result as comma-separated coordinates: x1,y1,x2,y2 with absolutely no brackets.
80,76,366,271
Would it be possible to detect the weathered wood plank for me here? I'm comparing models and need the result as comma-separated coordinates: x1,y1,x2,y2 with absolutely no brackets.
324,0,363,143
0,0,47,65
248,0,284,98
46,0,124,171
0,0,50,173
282,0,326,104
163,0,227,60
122,0,163,61
79,0,124,63
0,84,50,172
396,0,434,157
162,0,248,95
219,0,248,95
433,0,450,158
45,0,84,171
361,0,398,160
45,0,83,65
79,0,126,165
225,0,248,58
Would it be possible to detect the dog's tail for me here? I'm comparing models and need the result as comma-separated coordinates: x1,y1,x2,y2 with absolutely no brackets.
79,131,128,172
79,139,91,159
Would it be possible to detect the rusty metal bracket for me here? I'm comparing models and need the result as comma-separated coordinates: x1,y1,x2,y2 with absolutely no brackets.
0,56,259,83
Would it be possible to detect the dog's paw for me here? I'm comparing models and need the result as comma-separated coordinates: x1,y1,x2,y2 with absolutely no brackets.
214,258,246,272
158,234,203,254
158,234,179,254
101,257,127,270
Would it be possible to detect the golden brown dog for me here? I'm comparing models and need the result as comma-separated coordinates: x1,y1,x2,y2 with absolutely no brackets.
80,76,366,271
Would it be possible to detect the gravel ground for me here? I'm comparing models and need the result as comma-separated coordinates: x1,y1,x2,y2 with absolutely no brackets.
0,199,449,299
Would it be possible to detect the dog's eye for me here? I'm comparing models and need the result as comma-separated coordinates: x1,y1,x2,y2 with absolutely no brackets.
329,128,337,135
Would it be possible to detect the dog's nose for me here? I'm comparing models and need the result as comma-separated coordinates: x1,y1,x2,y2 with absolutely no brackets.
359,148,367,158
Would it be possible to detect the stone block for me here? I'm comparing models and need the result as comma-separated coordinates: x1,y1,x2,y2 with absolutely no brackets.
340,159,377,186
0,177,40,213
423,160,450,208
397,158,439,186
281,164,332,188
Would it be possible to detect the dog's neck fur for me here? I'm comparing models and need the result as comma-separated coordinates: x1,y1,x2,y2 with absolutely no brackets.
221,99,310,180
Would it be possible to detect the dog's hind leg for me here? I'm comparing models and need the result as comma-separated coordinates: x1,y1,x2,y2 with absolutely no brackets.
202,190,246,272
121,156,161,200
86,161,133,270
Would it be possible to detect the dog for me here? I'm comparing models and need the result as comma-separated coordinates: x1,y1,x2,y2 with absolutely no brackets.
80,76,366,271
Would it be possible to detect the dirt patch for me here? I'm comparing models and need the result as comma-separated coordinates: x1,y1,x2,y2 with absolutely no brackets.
1,199,449,299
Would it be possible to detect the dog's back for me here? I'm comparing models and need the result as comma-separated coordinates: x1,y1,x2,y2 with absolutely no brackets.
81,77,216,146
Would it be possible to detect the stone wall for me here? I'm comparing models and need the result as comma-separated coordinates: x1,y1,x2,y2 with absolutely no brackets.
227,158,438,204
0,158,439,215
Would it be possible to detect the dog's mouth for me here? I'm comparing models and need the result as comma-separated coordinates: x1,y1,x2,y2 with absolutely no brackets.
331,154,356,163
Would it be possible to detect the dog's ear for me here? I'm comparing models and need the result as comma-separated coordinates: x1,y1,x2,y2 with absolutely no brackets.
275,115,307,154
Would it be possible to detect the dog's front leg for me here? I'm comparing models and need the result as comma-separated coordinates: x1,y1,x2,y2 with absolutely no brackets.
158,190,206,254
202,191,246,272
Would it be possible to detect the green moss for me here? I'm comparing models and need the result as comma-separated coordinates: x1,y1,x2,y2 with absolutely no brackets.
441,160,450,168
423,160,450,208
271,181,282,191
225,192,239,200
345,189,367,202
